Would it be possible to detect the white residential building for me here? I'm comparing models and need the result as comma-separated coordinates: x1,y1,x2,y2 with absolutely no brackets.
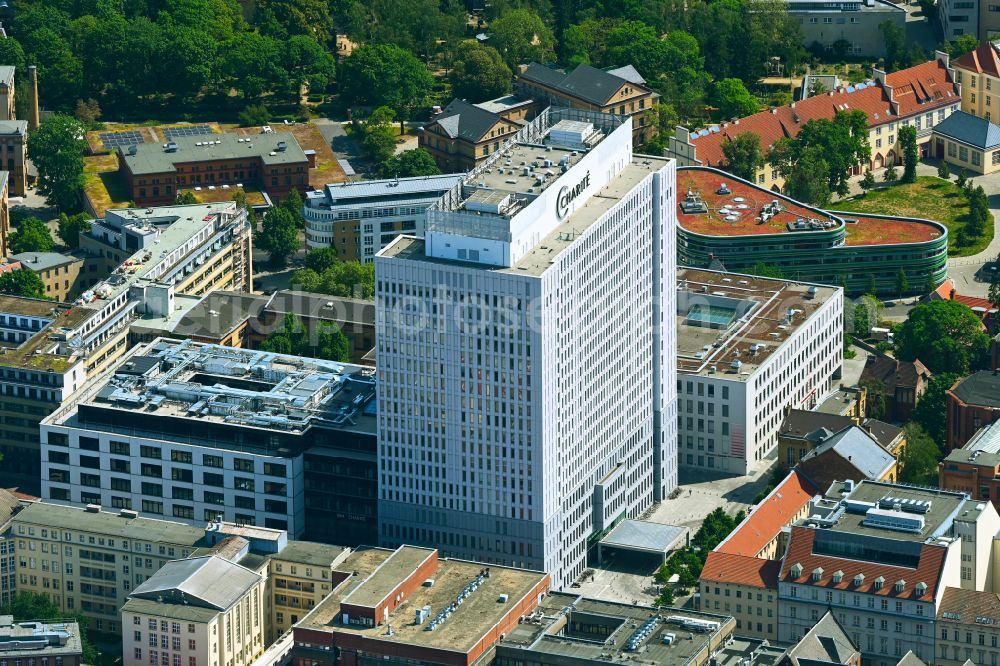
121,555,266,666
676,268,843,475
302,175,462,261
375,107,678,588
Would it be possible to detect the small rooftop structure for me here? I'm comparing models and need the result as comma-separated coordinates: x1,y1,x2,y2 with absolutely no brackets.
120,131,307,175
598,520,688,564
0,618,82,658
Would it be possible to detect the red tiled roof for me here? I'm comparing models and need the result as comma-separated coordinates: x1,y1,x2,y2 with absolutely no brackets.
779,526,946,602
933,279,995,316
954,42,1000,77
701,551,781,588
690,59,959,168
716,470,817,557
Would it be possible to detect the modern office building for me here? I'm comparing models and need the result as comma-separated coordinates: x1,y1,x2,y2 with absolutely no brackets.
375,108,677,588
778,480,1000,666
121,555,267,666
39,338,378,543
674,167,949,296
0,202,254,491
676,268,843,475
790,0,905,57
292,546,550,666
302,174,462,260
117,132,312,206
668,56,960,192
0,618,83,666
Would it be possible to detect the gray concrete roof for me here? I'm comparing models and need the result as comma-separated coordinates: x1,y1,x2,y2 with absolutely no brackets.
121,131,307,175
0,120,26,137
951,370,1000,408
273,540,348,567
10,252,83,272
801,426,895,479
13,501,206,545
0,66,15,87
130,555,261,611
600,520,688,554
933,110,1000,150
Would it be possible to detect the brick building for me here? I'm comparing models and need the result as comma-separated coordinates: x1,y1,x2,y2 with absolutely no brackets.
117,133,313,206
940,418,1000,508
795,426,897,488
419,99,523,172
947,371,1000,451
778,409,904,469
291,545,549,666
860,354,932,423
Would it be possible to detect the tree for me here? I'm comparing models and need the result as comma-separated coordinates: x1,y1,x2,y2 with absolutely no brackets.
853,294,882,337
780,146,831,206
957,167,968,188
896,267,910,297
256,207,299,268
861,378,887,420
712,78,760,120
27,115,86,212
880,20,908,72
884,164,898,182
1,592,97,663
450,43,513,103
73,99,101,128
362,106,398,168
944,34,980,59
867,273,878,296
304,248,340,273
898,423,941,485
0,269,46,299
896,299,990,374
175,191,199,205
489,9,556,68
294,260,375,298
937,160,951,180
746,262,785,279
285,35,336,93
912,372,960,446
218,32,288,99
990,271,1000,314
860,169,876,195
340,44,434,132
899,125,918,184
10,217,55,254
238,104,270,128
260,313,351,362
56,212,91,249
384,149,442,178
722,133,764,182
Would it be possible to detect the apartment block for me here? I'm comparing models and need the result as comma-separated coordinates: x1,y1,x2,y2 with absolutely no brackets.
791,0,905,58
376,108,677,587
699,553,781,641
778,480,1000,666
121,556,267,666
9,252,88,302
10,501,206,635
953,40,1000,124
291,546,549,666
0,490,22,607
935,587,1000,666
676,268,843,475
947,371,1000,451
303,175,462,261
267,541,349,642
940,419,1000,509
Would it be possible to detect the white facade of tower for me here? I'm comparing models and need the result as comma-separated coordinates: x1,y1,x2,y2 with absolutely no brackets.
375,110,677,588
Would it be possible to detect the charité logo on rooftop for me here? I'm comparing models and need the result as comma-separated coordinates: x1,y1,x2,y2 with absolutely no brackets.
556,170,591,220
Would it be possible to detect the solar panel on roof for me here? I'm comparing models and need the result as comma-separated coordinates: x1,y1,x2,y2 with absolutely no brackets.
846,86,856,93
100,130,144,149
162,125,213,140
856,83,868,89
709,126,720,133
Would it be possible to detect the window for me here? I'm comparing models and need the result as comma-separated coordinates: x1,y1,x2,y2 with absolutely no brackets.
141,500,163,515
111,441,131,455
960,146,969,161
140,446,161,459
142,482,163,497
204,491,225,505
263,463,286,477
233,458,254,472
203,473,224,487
950,142,958,157
234,496,255,510
79,437,100,451
170,451,192,464
171,469,193,483
234,477,254,492
172,505,194,520
141,464,162,478
202,455,223,468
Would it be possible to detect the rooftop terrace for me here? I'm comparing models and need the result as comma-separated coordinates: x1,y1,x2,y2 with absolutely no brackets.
676,268,838,377
300,547,548,653
677,168,942,245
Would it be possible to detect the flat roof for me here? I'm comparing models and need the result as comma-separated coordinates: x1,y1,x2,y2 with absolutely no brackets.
475,95,535,114
944,419,1000,468
813,480,968,542
9,252,84,272
13,501,206,545
0,295,62,319
171,290,269,340
677,267,838,377
0,620,82,657
0,297,97,373
48,338,378,438
341,546,436,608
381,155,672,279
300,548,547,652
316,174,462,204
499,592,733,664
121,132,307,175
600,520,688,554
273,541,349,567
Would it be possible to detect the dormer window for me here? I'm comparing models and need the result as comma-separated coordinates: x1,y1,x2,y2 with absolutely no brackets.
854,573,865,587
832,570,844,584
874,576,885,590
791,563,803,578
916,582,927,596
895,580,906,593
812,567,824,582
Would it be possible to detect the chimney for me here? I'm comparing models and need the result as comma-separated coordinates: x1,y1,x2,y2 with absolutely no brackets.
27,65,39,131
950,288,956,300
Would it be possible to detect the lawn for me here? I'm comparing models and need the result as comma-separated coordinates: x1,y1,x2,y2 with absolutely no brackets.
83,153,131,216
828,176,990,257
